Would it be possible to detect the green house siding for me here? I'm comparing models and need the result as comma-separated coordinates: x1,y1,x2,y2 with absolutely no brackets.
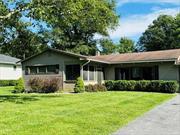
22,49,179,91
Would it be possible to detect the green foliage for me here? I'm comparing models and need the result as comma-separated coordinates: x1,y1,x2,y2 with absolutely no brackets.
0,80,17,86
85,84,107,92
13,78,25,93
99,38,117,54
117,37,135,53
105,80,179,93
74,77,85,93
31,0,119,55
28,77,60,93
0,1,47,59
0,0,119,56
138,14,180,51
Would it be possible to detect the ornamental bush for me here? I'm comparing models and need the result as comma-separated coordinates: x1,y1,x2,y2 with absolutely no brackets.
85,84,107,92
74,77,85,93
13,78,25,93
28,77,60,93
105,80,179,93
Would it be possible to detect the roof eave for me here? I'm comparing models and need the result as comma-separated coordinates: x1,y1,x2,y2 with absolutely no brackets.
109,59,177,64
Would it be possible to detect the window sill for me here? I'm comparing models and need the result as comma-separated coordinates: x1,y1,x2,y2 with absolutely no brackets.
64,80,76,83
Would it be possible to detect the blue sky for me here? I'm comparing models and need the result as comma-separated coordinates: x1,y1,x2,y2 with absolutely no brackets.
95,0,180,43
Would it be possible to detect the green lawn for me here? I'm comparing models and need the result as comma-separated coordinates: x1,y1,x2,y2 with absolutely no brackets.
0,87,175,135
0,86,14,94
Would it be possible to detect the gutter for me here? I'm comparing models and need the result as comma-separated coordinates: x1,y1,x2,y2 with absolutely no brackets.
82,60,91,67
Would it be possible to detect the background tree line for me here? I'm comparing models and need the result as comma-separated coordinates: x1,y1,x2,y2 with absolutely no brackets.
0,0,179,59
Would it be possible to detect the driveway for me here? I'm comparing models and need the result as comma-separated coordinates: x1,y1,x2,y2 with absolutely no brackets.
113,94,180,135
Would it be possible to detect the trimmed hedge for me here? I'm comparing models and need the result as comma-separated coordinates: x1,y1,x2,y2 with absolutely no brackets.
85,84,107,92
0,80,17,86
105,80,179,93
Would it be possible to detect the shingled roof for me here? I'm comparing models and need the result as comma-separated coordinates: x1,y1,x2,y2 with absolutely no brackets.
88,49,180,64
0,54,20,65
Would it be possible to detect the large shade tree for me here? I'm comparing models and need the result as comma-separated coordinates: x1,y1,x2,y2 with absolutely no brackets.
0,0,47,59
138,13,180,51
0,0,119,58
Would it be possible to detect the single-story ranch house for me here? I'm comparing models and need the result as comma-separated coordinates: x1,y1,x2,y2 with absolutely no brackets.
0,54,22,80
21,48,180,91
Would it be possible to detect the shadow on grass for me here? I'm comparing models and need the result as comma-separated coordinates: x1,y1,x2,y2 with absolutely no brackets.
0,93,66,104
0,95,39,104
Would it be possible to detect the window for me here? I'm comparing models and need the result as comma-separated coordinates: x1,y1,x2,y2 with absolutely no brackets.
83,65,88,80
132,67,142,79
115,66,159,80
66,65,80,80
39,66,46,74
89,66,95,80
30,67,37,75
26,65,59,75
83,65,96,81
13,65,17,71
47,65,59,74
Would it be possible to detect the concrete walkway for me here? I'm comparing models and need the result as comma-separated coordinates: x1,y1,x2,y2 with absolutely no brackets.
113,94,180,135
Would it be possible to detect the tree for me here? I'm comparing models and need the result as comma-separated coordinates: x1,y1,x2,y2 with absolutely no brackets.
117,37,135,53
138,14,180,51
30,0,119,55
0,0,119,56
99,38,117,54
0,0,47,59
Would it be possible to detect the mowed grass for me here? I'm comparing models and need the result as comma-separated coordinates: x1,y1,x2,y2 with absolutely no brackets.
0,86,14,94
0,87,175,135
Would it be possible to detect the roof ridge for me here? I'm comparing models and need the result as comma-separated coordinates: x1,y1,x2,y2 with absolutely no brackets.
89,48,180,58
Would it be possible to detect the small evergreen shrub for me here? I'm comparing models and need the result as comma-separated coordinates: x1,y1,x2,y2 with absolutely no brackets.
13,78,25,93
105,80,179,93
0,80,17,86
85,84,107,92
74,77,85,93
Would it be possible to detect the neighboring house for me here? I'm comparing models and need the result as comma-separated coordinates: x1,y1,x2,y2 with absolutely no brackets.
21,48,180,91
0,54,22,80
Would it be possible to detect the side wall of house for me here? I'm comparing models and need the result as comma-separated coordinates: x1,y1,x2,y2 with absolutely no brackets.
104,62,179,81
159,63,179,81
0,64,22,80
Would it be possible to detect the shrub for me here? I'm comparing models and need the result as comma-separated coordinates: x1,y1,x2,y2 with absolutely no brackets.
28,77,60,93
13,78,25,93
85,84,107,92
0,80,17,86
85,84,94,92
74,77,85,93
41,78,60,93
28,77,43,93
160,81,179,93
105,80,179,93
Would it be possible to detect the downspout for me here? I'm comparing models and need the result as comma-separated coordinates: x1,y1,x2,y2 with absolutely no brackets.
81,60,91,80
82,60,90,67
178,66,180,92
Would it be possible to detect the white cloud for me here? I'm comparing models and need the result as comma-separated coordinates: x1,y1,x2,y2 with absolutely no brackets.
117,0,180,7
108,8,179,40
